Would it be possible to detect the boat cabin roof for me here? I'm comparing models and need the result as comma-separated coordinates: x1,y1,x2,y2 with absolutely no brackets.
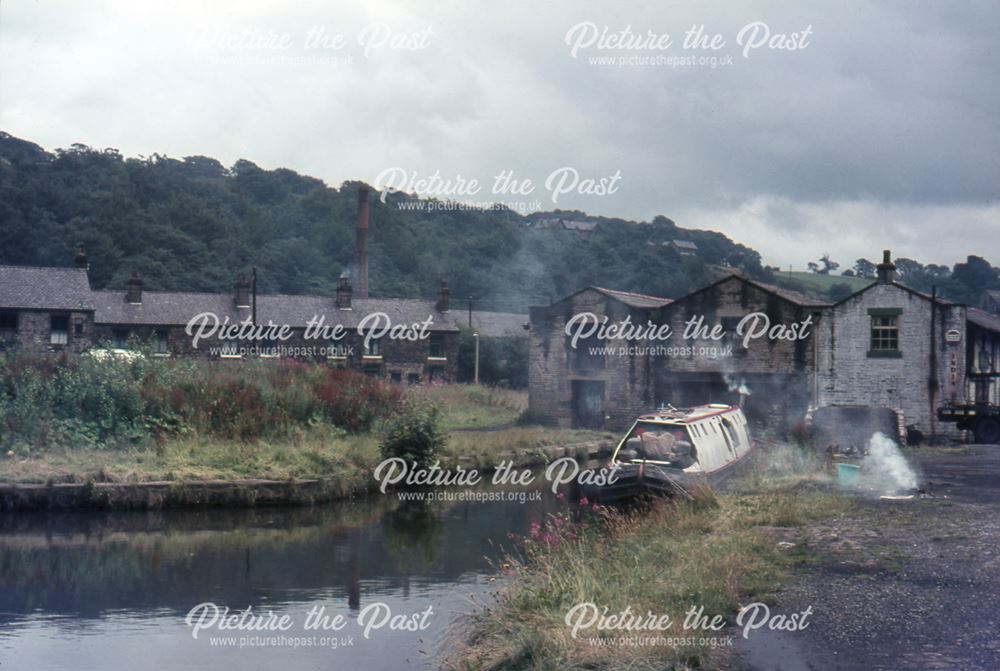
636,404,738,425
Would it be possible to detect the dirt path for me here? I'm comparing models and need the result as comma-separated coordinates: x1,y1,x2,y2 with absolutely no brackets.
736,445,1000,671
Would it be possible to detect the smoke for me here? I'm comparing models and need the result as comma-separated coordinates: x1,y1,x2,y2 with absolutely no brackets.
861,432,918,495
723,372,751,397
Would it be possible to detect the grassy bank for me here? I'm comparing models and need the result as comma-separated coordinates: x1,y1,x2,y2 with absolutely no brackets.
451,448,852,670
0,354,605,494
411,384,527,430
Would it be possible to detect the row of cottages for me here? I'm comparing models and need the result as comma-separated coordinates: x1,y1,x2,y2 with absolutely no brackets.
0,262,470,384
529,251,1000,441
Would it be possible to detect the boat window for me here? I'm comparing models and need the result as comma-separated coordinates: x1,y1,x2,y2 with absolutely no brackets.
721,417,741,452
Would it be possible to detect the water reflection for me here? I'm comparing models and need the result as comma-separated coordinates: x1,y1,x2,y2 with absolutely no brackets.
0,480,565,669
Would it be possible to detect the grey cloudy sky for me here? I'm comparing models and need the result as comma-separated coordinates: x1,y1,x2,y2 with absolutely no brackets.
1,0,997,269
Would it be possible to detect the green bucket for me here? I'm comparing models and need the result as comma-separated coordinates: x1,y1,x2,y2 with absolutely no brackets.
837,463,860,487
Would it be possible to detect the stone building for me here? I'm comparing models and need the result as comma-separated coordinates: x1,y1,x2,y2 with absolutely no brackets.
528,287,672,429
528,252,1000,441
653,274,827,432
0,264,95,354
0,263,460,384
815,252,970,437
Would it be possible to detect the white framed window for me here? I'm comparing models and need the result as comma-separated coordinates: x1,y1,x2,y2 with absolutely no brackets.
50,315,69,346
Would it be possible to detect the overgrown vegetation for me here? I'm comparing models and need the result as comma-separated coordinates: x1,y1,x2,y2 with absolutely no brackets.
380,399,447,467
451,449,853,670
0,356,601,488
0,352,401,453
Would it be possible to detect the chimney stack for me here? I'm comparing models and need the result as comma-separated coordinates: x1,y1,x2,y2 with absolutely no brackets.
235,274,251,308
876,249,896,284
73,244,88,270
436,279,450,312
355,186,370,299
336,271,353,309
126,271,143,304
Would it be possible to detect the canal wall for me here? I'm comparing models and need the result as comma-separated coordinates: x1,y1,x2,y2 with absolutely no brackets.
0,440,614,511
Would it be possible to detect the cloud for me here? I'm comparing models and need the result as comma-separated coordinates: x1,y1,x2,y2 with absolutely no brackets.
0,0,996,268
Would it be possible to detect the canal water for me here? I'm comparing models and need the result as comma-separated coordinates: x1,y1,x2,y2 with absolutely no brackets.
0,480,569,670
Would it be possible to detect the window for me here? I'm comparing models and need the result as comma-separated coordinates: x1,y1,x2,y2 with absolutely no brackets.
0,311,17,340
720,316,746,350
113,329,130,349
868,308,901,357
573,332,605,371
50,315,69,346
363,335,382,358
390,371,402,383
327,342,350,360
407,373,421,385
154,330,170,355
429,332,446,359
74,318,84,336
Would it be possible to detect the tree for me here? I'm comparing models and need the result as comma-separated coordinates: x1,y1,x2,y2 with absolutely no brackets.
818,254,839,275
853,258,877,279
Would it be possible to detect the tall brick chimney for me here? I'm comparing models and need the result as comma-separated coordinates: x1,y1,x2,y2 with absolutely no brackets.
126,271,142,304
876,249,896,284
336,271,353,309
355,187,370,299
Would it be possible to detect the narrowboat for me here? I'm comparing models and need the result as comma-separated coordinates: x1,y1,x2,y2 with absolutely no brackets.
583,404,755,502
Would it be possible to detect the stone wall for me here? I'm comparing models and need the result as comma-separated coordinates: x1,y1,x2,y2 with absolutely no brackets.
4,309,94,354
528,289,658,430
815,282,966,437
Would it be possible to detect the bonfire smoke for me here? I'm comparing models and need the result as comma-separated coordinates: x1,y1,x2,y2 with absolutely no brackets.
722,372,751,397
862,432,918,495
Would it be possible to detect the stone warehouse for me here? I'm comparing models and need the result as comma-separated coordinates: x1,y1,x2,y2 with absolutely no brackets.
528,287,673,429
0,259,469,384
529,252,1000,441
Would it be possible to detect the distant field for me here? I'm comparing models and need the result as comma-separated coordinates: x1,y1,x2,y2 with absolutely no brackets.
771,271,873,300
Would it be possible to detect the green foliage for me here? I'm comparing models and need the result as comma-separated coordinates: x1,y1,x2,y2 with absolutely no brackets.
0,352,402,452
456,329,529,388
379,399,446,468
0,132,766,307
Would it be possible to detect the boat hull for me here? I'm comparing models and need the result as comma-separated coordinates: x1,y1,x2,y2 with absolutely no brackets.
582,440,756,504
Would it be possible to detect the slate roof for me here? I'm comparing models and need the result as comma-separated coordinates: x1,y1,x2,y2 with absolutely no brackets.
591,287,673,309
454,311,529,337
92,290,458,331
0,265,94,310
748,278,831,308
968,307,1000,334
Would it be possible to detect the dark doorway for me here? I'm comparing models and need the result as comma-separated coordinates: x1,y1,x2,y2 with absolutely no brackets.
572,380,605,429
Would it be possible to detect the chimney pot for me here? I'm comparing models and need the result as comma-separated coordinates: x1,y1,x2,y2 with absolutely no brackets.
876,249,896,284
73,244,88,270
436,279,450,312
235,274,251,308
126,271,142,304
336,271,353,309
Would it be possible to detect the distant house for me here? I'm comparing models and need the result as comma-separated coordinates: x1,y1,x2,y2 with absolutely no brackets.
0,264,95,353
460,311,528,338
980,290,1000,315
531,217,599,236
669,240,699,256
0,261,460,384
